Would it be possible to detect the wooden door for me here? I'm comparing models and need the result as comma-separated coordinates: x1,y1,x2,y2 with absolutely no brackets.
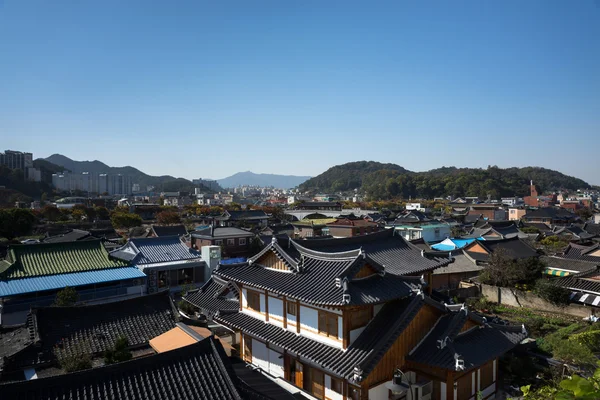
295,360,304,389
243,335,252,363
311,369,324,399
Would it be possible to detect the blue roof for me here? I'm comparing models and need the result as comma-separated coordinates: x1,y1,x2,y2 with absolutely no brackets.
0,267,146,297
220,257,247,265
431,238,477,251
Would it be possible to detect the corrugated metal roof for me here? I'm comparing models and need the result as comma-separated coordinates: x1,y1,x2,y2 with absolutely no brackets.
0,267,146,297
110,236,203,264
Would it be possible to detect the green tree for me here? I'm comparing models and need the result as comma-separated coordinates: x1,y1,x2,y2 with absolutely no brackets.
479,249,545,287
111,212,142,229
53,286,79,307
0,208,37,239
104,336,132,365
523,362,600,399
94,206,110,220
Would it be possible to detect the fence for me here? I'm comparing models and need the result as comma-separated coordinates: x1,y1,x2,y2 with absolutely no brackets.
480,283,592,319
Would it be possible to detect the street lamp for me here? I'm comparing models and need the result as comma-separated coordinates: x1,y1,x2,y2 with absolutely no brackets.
385,368,411,396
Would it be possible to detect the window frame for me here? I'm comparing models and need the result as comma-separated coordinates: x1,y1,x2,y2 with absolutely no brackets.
246,290,261,313
286,301,297,316
239,237,247,245
318,310,339,338
215,239,223,246
227,238,235,246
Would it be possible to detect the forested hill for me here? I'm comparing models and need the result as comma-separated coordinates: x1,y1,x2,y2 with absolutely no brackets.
298,162,590,200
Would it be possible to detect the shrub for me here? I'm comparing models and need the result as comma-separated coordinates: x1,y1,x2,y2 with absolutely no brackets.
178,300,196,316
53,286,79,307
104,336,132,365
55,340,92,372
533,279,571,306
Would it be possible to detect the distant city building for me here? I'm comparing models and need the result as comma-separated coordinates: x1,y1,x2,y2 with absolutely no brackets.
52,171,133,195
0,149,41,181
192,178,221,191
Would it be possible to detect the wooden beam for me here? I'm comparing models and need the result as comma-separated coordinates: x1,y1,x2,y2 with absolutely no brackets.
265,290,269,321
446,370,454,400
297,299,301,334
283,296,287,329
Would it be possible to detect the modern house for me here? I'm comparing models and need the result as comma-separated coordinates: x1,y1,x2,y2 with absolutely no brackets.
393,223,451,243
215,210,269,228
110,236,206,293
185,235,526,400
190,226,256,257
325,218,381,238
0,240,146,325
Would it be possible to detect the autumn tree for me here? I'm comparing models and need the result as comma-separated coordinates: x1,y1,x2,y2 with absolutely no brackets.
156,210,181,225
111,212,142,229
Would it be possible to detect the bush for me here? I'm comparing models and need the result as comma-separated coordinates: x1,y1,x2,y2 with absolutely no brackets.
55,340,92,372
111,212,142,229
53,286,79,307
479,249,545,288
533,279,571,306
178,300,196,316
104,336,132,365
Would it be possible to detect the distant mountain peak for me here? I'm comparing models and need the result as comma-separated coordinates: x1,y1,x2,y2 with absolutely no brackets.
217,171,311,189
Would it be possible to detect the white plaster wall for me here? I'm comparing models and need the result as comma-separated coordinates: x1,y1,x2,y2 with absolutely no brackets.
368,382,389,400
324,375,343,400
126,285,146,295
268,297,284,327
268,348,284,378
242,289,248,308
251,339,269,372
441,382,446,400
338,317,343,341
260,293,266,313
349,326,366,344
481,382,495,398
300,306,319,332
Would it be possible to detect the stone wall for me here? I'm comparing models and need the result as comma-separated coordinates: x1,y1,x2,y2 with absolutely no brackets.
480,283,592,319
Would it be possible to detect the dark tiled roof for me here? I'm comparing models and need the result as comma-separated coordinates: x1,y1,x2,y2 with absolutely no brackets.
555,270,600,295
521,222,553,232
0,337,244,400
433,253,483,275
184,277,241,318
562,243,600,263
541,256,599,273
223,210,269,220
392,211,431,224
408,308,527,371
216,292,441,381
584,223,600,236
464,214,482,224
464,237,539,262
216,240,414,306
192,226,255,239
523,207,577,221
0,240,128,279
151,224,188,237
0,325,32,373
26,291,179,364
231,359,298,400
292,229,450,276
110,236,202,264
43,229,92,243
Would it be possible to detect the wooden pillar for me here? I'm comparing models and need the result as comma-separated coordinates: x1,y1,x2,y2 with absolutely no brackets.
283,296,288,329
265,290,269,321
342,308,350,349
427,272,433,295
446,370,454,400
297,300,301,334
239,283,243,311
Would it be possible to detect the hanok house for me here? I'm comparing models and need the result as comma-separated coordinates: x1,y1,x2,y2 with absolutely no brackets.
150,224,188,237
466,221,528,240
291,218,338,238
215,209,269,228
521,207,579,226
185,235,526,400
0,291,178,382
190,226,256,257
462,237,539,265
0,335,290,400
110,236,206,294
0,240,147,325
326,218,381,238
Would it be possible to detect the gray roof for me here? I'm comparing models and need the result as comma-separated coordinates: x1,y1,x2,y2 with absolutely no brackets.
562,243,600,263
192,226,255,239
555,270,600,295
293,229,451,276
43,229,92,243
433,253,484,275
542,256,599,273
184,276,241,318
408,308,527,371
151,224,188,237
215,239,415,306
110,236,203,264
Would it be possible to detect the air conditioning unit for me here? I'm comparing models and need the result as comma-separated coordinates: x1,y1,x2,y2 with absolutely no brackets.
411,380,432,400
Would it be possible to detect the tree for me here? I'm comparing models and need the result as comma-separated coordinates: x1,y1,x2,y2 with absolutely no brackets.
40,192,48,206
522,361,600,399
94,206,110,220
156,210,181,225
0,208,37,239
55,339,92,372
111,212,142,229
71,208,86,221
576,208,593,221
479,249,545,287
104,336,132,364
53,286,79,306
41,204,61,221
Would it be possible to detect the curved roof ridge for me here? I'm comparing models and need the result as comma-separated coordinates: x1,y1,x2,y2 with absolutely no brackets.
291,240,361,260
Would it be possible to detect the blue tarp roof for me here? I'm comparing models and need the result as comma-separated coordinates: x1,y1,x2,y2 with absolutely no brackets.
431,238,477,251
0,267,146,297
220,257,247,265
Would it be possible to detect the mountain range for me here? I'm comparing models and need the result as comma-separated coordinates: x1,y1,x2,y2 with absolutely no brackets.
299,161,590,200
216,171,311,189
42,155,310,191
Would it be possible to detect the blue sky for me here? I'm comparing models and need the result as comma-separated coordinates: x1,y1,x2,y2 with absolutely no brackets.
1,1,599,183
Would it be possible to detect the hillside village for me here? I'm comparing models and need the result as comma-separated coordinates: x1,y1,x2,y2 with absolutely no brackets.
2,155,600,399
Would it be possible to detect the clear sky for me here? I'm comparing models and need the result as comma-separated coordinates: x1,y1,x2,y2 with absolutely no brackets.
1,1,599,183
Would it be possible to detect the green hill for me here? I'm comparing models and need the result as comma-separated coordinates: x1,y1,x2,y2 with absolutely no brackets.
299,162,590,200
